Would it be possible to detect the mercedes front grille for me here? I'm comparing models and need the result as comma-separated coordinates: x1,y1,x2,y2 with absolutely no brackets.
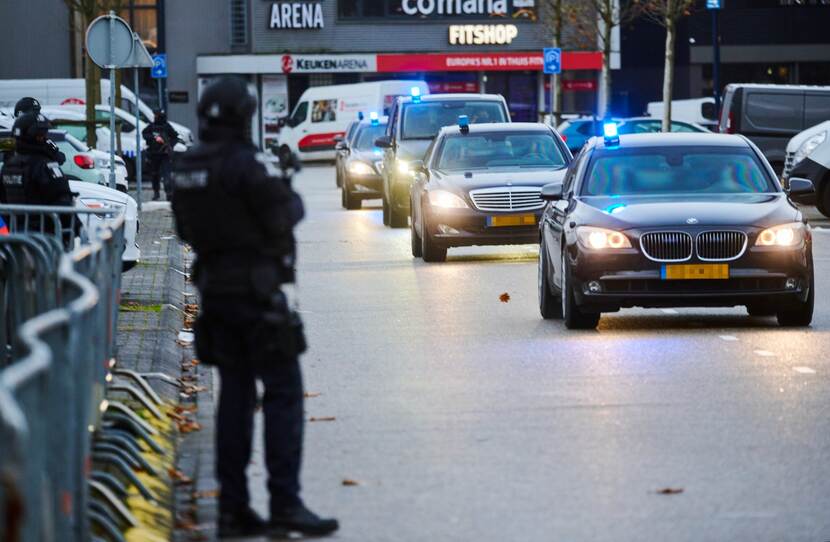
640,232,693,262
468,187,545,212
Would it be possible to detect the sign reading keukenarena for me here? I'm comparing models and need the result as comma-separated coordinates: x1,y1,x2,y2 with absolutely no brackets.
268,2,324,29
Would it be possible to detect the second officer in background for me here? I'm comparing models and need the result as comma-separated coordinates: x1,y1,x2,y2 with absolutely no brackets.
171,76,338,540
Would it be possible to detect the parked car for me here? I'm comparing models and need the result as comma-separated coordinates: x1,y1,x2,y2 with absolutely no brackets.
616,117,710,135
789,130,830,216
647,98,718,131
718,83,830,173
0,129,128,192
558,117,709,154
782,120,830,181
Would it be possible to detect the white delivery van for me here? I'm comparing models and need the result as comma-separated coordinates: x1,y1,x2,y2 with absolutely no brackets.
783,120,830,180
646,97,718,130
0,79,193,146
277,80,429,161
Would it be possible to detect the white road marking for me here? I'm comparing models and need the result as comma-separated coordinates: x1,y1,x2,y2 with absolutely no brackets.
793,366,816,374
754,350,776,357
719,335,739,341
661,308,679,314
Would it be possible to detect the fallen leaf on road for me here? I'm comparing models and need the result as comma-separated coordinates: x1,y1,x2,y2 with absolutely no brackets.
179,421,202,434
169,468,193,484
656,488,684,495
342,479,360,486
499,292,511,303
167,411,186,422
304,392,321,398
309,416,336,422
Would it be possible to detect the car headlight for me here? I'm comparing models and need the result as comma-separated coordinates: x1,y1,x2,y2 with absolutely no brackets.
79,197,126,212
396,160,411,174
348,161,374,176
428,190,468,209
576,226,632,250
793,131,827,167
755,222,805,247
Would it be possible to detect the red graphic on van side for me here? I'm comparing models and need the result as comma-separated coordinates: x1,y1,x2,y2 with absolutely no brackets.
298,132,345,153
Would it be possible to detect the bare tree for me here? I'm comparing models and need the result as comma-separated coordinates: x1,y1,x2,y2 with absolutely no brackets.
584,0,643,117
539,0,569,126
642,0,696,131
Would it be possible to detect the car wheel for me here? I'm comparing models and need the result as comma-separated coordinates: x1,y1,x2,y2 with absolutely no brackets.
818,184,830,218
411,202,423,258
561,248,600,329
538,240,562,319
421,216,446,262
389,199,408,228
777,273,814,327
342,179,360,210
382,195,390,226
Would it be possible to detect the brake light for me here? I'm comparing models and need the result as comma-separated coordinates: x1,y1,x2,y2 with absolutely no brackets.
74,154,95,169
561,134,568,142
726,111,735,134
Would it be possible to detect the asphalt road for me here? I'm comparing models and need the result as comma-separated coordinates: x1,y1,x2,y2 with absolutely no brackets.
245,165,830,542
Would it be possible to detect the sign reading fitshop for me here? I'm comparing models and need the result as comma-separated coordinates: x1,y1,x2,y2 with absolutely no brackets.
269,1,324,29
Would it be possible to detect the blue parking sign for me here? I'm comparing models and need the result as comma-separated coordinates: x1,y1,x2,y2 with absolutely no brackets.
706,0,722,8
543,48,561,75
151,53,168,79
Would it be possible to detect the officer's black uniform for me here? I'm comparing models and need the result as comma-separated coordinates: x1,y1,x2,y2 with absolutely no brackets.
171,77,338,539
12,96,66,166
1,113,74,228
142,109,178,201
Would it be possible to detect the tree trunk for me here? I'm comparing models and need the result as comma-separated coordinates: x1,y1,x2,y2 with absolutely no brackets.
600,22,612,117
84,50,99,148
661,13,676,132
115,69,123,154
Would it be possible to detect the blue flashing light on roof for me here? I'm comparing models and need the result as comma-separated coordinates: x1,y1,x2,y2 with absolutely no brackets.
370,111,379,126
458,114,470,134
411,86,422,103
603,121,619,147
357,112,364,121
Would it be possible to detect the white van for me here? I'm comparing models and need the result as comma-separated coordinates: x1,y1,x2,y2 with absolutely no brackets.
783,120,830,180
646,97,718,130
0,79,193,146
277,80,429,161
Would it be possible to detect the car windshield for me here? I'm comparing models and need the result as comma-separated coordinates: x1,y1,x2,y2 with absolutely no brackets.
436,131,567,170
582,147,776,196
355,125,387,151
401,101,507,140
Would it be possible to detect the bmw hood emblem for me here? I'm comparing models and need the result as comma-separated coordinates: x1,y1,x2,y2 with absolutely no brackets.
686,217,699,225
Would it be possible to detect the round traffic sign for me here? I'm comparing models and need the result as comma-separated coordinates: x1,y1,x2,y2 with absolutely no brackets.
86,14,134,68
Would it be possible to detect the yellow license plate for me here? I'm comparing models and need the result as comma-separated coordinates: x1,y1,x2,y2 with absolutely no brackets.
487,214,536,227
662,264,729,280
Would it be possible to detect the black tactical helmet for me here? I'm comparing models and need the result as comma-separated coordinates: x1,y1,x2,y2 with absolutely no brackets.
154,108,167,123
14,97,41,118
197,77,257,130
13,112,51,144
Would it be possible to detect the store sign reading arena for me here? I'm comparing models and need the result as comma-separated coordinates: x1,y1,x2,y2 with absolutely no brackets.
269,2,324,29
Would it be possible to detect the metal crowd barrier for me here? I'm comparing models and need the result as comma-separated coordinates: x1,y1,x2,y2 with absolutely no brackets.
0,205,135,542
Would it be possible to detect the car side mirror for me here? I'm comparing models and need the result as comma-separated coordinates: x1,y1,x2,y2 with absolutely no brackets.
787,177,816,205
335,141,346,151
374,135,392,149
701,102,718,121
540,182,564,201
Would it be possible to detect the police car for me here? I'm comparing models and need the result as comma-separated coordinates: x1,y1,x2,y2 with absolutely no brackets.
410,119,571,262
374,89,511,228
340,113,387,210
538,123,816,329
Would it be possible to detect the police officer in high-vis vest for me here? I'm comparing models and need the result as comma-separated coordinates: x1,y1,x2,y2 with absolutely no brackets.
1,112,73,212
171,77,338,540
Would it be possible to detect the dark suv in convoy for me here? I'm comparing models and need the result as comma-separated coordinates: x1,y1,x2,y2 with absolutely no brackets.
374,92,510,228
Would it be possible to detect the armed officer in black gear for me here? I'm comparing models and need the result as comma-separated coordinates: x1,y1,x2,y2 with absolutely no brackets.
171,77,339,540
13,96,66,166
1,112,74,222
142,108,179,201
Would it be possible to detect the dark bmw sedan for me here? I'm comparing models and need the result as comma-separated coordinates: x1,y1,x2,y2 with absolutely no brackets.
538,131,816,329
410,122,572,262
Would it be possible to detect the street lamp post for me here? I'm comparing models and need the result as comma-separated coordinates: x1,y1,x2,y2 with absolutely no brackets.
708,0,722,112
